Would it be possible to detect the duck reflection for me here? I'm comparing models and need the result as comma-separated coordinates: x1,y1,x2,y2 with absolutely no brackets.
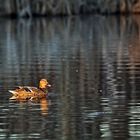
9,97,50,116
40,98,49,116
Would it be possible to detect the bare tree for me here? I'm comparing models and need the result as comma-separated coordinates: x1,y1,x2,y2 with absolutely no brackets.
16,0,32,17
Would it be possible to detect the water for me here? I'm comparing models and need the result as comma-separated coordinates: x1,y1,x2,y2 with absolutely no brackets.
0,15,140,140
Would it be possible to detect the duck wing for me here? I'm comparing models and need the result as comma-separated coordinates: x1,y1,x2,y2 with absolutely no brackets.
28,87,47,98
9,86,36,95
9,87,25,95
9,86,47,100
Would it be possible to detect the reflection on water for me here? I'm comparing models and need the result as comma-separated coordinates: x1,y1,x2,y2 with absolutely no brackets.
0,16,140,139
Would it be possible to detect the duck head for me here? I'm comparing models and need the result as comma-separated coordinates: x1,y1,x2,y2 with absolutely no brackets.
39,79,51,89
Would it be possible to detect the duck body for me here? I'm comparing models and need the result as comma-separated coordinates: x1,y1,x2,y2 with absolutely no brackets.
9,79,51,101
9,86,47,100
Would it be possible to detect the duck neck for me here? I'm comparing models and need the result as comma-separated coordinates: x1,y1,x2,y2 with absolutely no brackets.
40,88,48,93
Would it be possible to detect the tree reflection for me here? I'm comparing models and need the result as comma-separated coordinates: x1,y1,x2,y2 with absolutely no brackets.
0,16,140,139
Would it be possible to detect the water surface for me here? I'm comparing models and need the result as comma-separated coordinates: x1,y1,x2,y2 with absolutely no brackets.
0,16,140,140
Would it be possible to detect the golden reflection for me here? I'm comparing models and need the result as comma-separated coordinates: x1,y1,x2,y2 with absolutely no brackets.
9,97,50,116
40,98,49,116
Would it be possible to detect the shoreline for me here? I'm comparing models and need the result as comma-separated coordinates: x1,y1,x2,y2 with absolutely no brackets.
1,1,140,18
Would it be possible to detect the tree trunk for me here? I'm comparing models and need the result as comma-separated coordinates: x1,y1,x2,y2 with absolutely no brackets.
1,0,140,17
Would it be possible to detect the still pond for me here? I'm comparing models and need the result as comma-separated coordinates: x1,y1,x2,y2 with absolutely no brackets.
0,16,140,140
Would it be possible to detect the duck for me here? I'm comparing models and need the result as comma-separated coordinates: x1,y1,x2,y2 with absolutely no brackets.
9,79,51,100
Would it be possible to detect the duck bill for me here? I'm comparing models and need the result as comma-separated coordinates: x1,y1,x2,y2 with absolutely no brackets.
47,84,51,87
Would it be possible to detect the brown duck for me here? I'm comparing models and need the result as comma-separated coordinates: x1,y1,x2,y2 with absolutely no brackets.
9,79,51,100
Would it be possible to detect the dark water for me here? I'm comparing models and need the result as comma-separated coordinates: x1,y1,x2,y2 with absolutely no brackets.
0,16,140,140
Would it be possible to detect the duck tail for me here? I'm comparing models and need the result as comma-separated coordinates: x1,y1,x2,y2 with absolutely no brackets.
8,90,18,96
9,96,17,100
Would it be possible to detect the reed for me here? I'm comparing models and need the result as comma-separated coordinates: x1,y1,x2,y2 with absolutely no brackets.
1,0,140,17
0,0,98,17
